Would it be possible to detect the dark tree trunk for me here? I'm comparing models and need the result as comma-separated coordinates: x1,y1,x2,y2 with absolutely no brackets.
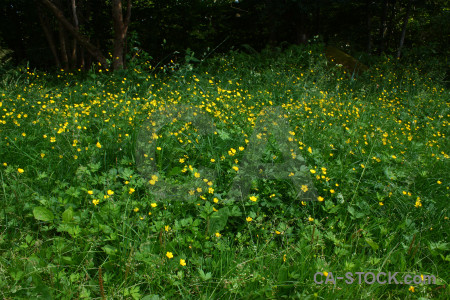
112,0,132,70
37,4,61,68
366,0,373,53
40,0,108,67
379,0,388,53
71,0,79,68
397,0,412,58
58,24,69,70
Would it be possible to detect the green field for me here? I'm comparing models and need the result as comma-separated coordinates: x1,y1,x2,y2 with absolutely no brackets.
0,44,449,299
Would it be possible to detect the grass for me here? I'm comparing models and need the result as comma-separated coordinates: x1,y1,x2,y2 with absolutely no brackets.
0,43,449,299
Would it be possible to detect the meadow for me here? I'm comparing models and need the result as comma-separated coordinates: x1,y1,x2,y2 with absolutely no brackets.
0,43,449,299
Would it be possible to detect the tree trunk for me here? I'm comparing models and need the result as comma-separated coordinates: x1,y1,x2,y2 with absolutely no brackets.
366,0,373,53
112,0,132,70
71,0,79,68
37,4,61,68
40,0,108,67
58,24,69,70
397,0,412,58
379,0,388,53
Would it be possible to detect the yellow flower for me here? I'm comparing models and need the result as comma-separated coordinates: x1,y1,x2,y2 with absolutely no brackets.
92,199,100,206
151,203,157,208
283,254,287,262
129,187,135,194
317,196,324,202
18,168,24,173
215,232,221,237
246,217,253,222
179,158,185,163
330,189,335,194
107,190,114,195
180,259,186,266
50,137,56,143
308,217,314,222
213,198,219,203
249,196,258,202
409,286,415,292
134,207,139,212
301,185,308,192
232,166,239,172
437,180,442,184
208,187,214,194
166,252,174,259
165,225,171,231
310,169,316,174
96,142,102,148
156,146,162,151
210,158,215,162
323,271,328,277
194,172,200,178
275,230,281,235
88,190,94,195
379,202,384,206
360,164,365,168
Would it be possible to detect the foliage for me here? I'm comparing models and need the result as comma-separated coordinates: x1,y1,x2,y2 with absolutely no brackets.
0,44,449,299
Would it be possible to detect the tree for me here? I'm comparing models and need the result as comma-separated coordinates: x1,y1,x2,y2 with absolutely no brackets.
39,0,132,70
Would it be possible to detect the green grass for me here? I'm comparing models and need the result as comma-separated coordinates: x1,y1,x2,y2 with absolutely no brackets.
0,43,449,299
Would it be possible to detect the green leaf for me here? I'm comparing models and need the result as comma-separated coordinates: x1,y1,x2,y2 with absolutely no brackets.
365,237,379,251
209,207,229,234
62,208,74,223
33,207,54,222
102,245,118,255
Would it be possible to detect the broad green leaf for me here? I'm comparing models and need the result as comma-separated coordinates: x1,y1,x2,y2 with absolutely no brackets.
33,207,54,222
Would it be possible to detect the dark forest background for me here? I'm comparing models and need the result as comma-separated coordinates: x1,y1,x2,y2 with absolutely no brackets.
0,0,449,72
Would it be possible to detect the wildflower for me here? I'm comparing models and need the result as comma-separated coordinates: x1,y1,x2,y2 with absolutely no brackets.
301,185,308,192
409,286,415,292
165,225,171,232
379,202,384,206
180,259,186,266
179,158,185,163
310,169,316,174
156,147,162,151
166,252,174,259
208,187,214,194
232,166,239,172
18,168,24,173
107,190,114,196
437,180,442,184
360,164,365,169
213,198,219,203
88,190,94,195
317,196,324,202
246,217,253,222
134,207,139,212
96,142,102,148
308,217,314,222
249,196,258,202
210,158,215,162
151,203,157,208
92,199,100,206
275,230,281,235
194,172,200,178
283,254,287,262
323,271,328,277
215,232,221,237
129,187,135,194
330,189,335,194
